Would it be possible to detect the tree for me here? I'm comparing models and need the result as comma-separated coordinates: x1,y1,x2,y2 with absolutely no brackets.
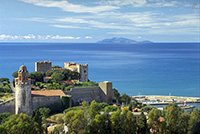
0,113,40,134
178,112,190,134
52,65,62,68
39,107,50,118
113,88,120,102
121,109,136,134
137,112,149,134
31,109,43,134
148,108,161,133
51,72,64,82
165,103,183,134
104,105,118,112
110,109,121,134
89,114,105,134
12,71,18,78
98,102,109,111
29,72,45,82
45,70,54,77
189,108,200,134
0,113,12,124
65,110,87,134
90,100,100,119
120,93,131,104
0,78,9,83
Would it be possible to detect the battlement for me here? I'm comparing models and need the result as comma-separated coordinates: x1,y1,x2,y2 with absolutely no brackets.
35,61,52,73
81,64,88,67
35,61,52,64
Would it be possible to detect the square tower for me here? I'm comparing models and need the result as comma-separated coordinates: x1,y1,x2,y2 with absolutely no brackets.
35,61,52,73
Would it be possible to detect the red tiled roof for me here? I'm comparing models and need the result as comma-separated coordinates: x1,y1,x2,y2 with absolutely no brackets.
68,65,77,69
31,89,66,97
44,77,52,79
159,117,165,122
63,80,74,85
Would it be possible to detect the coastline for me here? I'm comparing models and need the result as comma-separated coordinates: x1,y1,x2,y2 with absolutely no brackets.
133,95,200,104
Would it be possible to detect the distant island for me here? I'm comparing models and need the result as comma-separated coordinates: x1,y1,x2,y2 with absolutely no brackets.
97,37,153,44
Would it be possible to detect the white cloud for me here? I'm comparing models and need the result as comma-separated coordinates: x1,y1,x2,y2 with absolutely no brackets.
0,34,81,40
51,35,80,40
0,34,19,40
22,34,36,39
20,0,119,13
50,24,89,29
85,36,93,39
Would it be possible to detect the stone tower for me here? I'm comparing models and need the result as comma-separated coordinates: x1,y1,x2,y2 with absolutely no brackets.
35,61,52,73
15,65,32,115
99,81,113,104
77,64,88,82
64,62,88,82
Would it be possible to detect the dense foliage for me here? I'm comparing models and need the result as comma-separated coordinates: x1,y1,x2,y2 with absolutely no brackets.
0,113,40,134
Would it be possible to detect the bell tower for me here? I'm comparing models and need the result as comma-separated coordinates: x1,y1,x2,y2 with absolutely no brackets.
15,65,32,115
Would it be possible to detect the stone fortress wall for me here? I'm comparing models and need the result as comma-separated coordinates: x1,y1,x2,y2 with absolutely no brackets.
31,96,62,110
64,81,113,105
35,61,52,73
0,98,15,114
0,63,112,114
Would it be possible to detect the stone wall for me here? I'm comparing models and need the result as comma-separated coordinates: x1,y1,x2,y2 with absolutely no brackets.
64,87,107,105
32,96,62,111
0,98,15,114
35,61,52,73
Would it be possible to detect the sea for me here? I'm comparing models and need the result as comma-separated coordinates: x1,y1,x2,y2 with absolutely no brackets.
0,43,199,98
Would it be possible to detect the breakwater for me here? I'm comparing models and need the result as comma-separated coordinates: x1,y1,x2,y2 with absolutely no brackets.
133,95,200,105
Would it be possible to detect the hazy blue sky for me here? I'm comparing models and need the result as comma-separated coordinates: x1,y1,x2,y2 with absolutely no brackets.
0,0,199,42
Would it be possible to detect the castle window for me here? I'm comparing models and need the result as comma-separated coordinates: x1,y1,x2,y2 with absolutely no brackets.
84,70,87,73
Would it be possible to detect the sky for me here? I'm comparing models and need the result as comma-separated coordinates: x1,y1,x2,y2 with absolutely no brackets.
0,0,199,43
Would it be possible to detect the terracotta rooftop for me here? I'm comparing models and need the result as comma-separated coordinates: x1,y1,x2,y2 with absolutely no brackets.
68,65,77,69
63,80,74,85
44,77,52,79
159,117,165,122
31,90,66,97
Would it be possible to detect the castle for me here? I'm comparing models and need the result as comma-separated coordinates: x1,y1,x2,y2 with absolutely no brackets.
0,65,113,115
64,62,88,82
35,61,88,82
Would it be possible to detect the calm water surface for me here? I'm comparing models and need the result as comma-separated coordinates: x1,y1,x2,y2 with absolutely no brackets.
0,43,199,97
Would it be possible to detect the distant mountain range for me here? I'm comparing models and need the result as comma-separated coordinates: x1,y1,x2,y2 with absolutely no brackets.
97,37,153,44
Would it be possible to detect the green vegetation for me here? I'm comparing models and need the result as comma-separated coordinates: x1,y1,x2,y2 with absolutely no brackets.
52,65,62,68
0,78,12,101
12,71,18,78
0,113,12,125
0,78,9,83
29,72,45,82
0,101,199,134
0,113,40,134
51,72,65,82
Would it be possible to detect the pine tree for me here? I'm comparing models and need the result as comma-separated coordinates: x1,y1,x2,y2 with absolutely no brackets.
137,112,149,134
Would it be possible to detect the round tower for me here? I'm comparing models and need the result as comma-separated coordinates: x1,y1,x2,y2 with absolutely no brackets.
15,65,32,115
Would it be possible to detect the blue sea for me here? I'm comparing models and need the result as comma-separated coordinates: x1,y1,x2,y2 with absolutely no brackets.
0,43,199,97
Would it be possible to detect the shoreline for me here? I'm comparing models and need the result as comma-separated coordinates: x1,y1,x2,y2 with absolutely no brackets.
132,95,200,105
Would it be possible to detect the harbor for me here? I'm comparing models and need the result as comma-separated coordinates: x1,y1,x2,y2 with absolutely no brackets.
133,95,200,109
